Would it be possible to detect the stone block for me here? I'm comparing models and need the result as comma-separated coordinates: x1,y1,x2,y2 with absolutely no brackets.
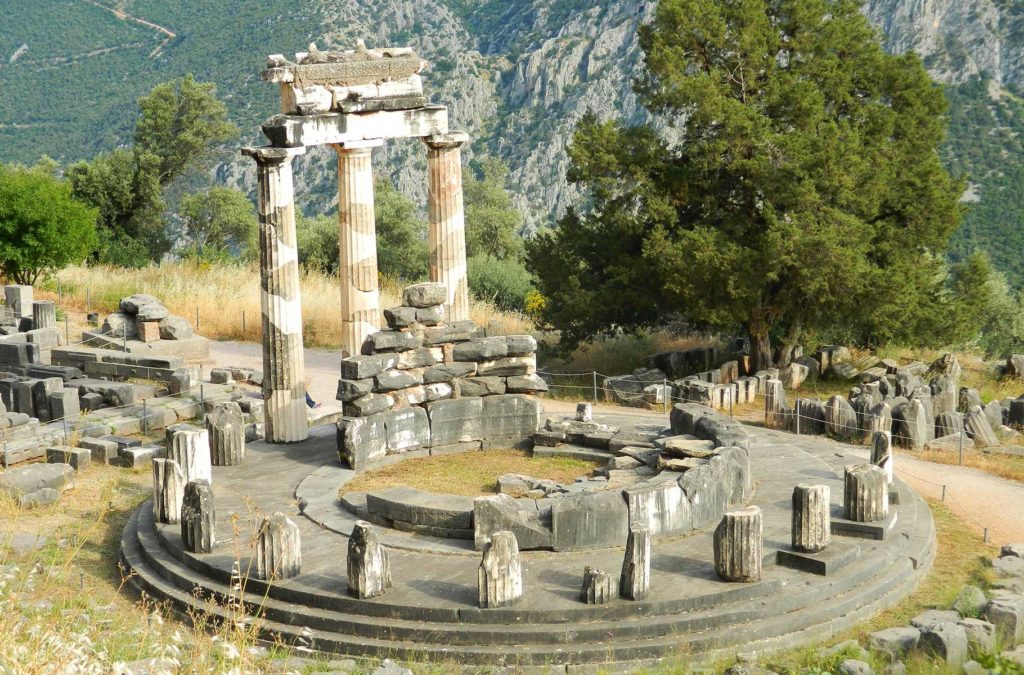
481,394,540,441
347,521,392,599
343,393,395,417
337,414,387,470
619,524,651,600
139,321,161,343
375,368,422,392
427,398,483,446
453,338,509,362
580,566,617,604
158,315,193,340
624,475,692,538
383,406,430,452
424,362,477,383
679,463,729,529
984,595,1024,645
341,354,399,380
477,356,535,377
714,505,763,582
364,330,420,353
402,282,447,308
551,490,629,551
918,622,969,666
4,285,32,318
478,530,523,608
958,618,996,654
78,437,119,464
48,389,80,421
120,446,160,469
46,446,89,471
256,512,301,580
458,376,506,397
397,347,442,370
868,626,920,659
209,368,233,384
383,306,418,330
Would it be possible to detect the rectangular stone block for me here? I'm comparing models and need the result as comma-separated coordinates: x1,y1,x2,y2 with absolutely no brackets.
48,390,80,421
78,437,119,464
4,285,32,318
261,106,449,148
337,414,387,471
0,343,34,367
46,446,90,471
340,354,399,380
15,378,39,416
427,398,483,446
0,377,18,410
366,486,474,530
457,376,506,397
551,490,629,551
32,378,63,423
481,394,541,441
476,356,536,377
383,407,430,453
138,321,161,343
119,445,160,469
624,474,692,539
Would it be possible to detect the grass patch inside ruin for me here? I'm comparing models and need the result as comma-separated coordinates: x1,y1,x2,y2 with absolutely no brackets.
339,449,602,497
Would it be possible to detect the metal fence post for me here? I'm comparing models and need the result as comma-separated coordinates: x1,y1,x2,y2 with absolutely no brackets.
62,416,69,445
242,310,246,334
195,306,200,332
959,426,965,466
796,403,801,435
592,371,598,404
663,378,669,415
86,286,91,314
142,399,148,436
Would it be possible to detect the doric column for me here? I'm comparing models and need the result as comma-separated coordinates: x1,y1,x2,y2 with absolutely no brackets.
424,131,470,321
242,146,308,444
334,141,382,358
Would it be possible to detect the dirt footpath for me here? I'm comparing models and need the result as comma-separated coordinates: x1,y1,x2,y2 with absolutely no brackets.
208,340,1024,544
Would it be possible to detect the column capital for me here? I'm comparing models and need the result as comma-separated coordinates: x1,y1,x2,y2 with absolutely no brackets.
331,138,385,155
423,131,469,150
241,145,306,166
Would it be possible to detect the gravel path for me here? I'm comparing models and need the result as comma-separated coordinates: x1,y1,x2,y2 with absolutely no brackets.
208,340,1024,544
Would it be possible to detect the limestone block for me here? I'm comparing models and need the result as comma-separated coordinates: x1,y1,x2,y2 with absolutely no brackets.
31,378,63,423
843,464,888,523
46,446,89,471
427,398,483,446
102,312,137,339
717,445,753,503
576,402,593,422
423,363,477,384
792,484,830,553
894,399,929,449
477,356,536,377
984,400,1005,431
256,512,301,580
343,393,395,417
402,283,447,308
927,432,975,453
458,376,506,397
181,480,215,553
383,407,429,452
152,458,185,524
934,411,963,438
624,475,692,538
482,394,540,442
478,530,523,608
48,389,80,421
506,374,549,393
782,362,809,389
619,524,651,600
347,521,392,599
4,284,32,318
207,402,245,466
415,305,444,326
984,595,1024,645
453,337,509,362
158,315,194,340
337,414,387,470
714,505,763,582
580,566,617,604
341,354,399,380
374,368,422,392
424,383,453,402
138,321,161,343
679,464,729,529
965,406,999,449
364,330,420,353
169,426,213,485
825,396,859,439
551,490,629,551
959,618,996,654
871,431,894,485
473,494,552,550
1009,399,1024,428
383,306,418,330
397,347,442,370
79,437,119,464
32,301,56,330
869,626,920,659
918,622,969,666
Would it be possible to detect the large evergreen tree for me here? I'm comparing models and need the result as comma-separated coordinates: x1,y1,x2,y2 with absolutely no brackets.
528,0,962,370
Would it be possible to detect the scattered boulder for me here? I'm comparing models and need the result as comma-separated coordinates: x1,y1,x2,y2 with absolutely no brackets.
868,626,919,659
952,585,988,618
918,622,969,666
0,463,74,507
958,618,996,654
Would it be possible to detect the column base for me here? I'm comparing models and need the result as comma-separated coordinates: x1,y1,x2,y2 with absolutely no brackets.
265,390,309,443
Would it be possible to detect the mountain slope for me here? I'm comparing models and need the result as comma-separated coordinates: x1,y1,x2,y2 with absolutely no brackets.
1,0,1022,282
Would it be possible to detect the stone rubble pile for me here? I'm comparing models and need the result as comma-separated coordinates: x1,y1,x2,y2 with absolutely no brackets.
764,351,1024,452
337,282,546,470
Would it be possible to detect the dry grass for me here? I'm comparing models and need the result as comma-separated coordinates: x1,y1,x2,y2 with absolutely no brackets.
904,447,1024,483
340,449,601,497
39,263,534,349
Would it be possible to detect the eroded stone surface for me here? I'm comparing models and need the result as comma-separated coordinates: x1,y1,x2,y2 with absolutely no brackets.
257,512,302,580
347,521,392,599
478,530,522,608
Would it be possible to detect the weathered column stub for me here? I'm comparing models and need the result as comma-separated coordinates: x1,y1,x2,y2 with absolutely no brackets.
32,301,56,330
242,145,309,444
791,484,830,553
256,512,302,580
871,430,894,485
580,566,617,604
152,458,185,524
169,426,212,485
843,464,889,522
181,480,215,554
208,402,246,466
335,141,383,359
619,524,651,600
347,520,392,599
478,530,523,608
714,505,763,582
424,131,470,322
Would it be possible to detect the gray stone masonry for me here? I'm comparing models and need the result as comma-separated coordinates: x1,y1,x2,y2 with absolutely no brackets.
478,530,522,608
181,480,215,553
347,521,392,599
619,524,651,600
46,446,89,471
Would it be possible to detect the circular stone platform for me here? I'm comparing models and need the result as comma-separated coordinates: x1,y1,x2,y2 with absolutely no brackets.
120,413,935,669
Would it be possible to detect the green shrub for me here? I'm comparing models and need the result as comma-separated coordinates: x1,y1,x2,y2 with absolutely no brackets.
467,254,534,312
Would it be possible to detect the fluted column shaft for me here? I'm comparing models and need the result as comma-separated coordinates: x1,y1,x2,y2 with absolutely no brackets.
792,485,830,553
425,132,470,321
714,505,763,582
243,146,308,444
335,142,381,358
844,464,889,522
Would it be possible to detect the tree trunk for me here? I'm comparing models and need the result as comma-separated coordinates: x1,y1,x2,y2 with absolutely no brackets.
775,321,803,369
749,329,773,373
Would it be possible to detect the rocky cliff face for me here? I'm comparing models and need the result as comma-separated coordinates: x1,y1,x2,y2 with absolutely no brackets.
226,0,1021,236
